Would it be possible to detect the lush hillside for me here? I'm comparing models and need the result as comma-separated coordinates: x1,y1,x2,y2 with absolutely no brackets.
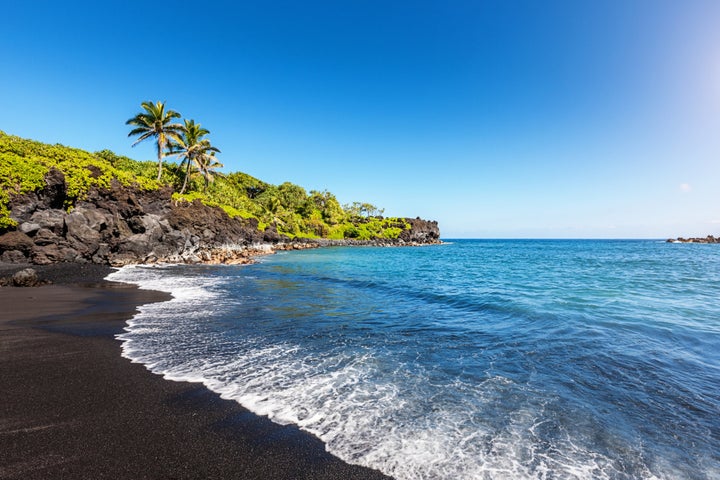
0,131,409,240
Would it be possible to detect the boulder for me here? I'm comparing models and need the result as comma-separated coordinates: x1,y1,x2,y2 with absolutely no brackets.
1,250,28,263
65,208,103,255
73,206,110,232
117,231,161,259
33,228,63,247
30,209,67,235
12,268,40,287
18,222,42,235
0,231,34,254
31,243,79,265
139,214,164,242
9,193,39,224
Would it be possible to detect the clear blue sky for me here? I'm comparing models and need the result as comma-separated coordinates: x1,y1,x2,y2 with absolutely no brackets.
2,0,719,238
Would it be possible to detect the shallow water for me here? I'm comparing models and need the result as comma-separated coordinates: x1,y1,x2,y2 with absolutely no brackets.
109,240,720,479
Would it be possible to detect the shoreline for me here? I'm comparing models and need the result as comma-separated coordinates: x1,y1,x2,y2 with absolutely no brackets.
0,263,391,479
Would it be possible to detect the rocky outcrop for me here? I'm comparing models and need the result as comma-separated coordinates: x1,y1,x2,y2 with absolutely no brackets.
400,217,441,244
1,170,273,265
0,170,441,266
667,235,720,244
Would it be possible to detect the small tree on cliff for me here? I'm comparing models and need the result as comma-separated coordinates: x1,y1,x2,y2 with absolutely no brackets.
126,101,183,181
344,201,384,218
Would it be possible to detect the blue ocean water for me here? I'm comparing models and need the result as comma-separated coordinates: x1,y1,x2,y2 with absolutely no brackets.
109,240,720,479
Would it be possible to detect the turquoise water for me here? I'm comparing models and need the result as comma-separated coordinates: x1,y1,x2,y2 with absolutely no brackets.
110,240,720,479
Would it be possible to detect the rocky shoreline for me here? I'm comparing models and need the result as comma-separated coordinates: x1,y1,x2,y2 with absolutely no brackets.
0,168,441,267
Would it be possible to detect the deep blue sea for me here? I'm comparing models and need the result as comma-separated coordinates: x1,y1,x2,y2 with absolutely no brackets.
108,240,720,480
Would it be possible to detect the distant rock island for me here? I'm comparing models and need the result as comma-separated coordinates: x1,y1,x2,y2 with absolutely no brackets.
666,235,720,244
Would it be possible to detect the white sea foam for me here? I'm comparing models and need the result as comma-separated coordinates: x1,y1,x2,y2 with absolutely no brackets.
106,264,700,480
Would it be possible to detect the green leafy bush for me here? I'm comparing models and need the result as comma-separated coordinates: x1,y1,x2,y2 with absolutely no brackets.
171,192,254,219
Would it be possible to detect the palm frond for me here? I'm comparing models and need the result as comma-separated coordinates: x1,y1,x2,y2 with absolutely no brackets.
130,131,154,146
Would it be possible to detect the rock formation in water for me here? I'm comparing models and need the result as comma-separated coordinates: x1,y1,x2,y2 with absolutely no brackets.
666,235,720,244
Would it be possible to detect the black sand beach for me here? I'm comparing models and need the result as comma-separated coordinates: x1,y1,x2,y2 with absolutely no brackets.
0,264,391,479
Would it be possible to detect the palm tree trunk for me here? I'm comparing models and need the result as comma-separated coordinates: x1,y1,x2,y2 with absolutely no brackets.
156,148,163,181
180,159,191,194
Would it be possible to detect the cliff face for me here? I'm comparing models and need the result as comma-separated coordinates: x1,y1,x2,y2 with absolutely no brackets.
400,217,441,244
0,169,441,266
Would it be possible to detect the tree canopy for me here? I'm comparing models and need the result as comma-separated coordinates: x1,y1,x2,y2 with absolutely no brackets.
169,119,220,194
126,101,183,181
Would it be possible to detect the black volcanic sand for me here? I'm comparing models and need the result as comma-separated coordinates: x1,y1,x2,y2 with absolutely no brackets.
0,263,391,480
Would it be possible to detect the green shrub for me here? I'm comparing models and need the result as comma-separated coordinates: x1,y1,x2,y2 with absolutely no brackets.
171,192,255,219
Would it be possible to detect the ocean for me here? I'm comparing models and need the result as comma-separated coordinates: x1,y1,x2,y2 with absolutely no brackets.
107,239,720,480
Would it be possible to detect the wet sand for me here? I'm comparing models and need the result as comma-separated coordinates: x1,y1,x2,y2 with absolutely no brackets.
0,264,390,479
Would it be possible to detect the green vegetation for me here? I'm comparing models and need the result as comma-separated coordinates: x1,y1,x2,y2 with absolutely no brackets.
0,131,159,229
0,129,409,239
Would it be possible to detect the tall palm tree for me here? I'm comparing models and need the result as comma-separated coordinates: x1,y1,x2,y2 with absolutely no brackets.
195,150,224,193
170,119,220,194
126,101,183,181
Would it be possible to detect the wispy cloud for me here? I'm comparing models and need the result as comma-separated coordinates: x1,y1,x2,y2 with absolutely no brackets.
679,183,692,193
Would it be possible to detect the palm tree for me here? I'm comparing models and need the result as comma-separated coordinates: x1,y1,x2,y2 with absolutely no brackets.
126,101,183,181
195,150,224,192
170,119,220,194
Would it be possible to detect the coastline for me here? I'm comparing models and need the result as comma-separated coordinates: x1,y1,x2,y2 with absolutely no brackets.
0,263,391,479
